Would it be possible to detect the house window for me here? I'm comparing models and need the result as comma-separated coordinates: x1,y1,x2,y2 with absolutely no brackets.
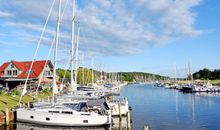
7,70,12,76
83,120,88,123
48,111,59,113
61,111,73,114
44,71,50,76
13,70,17,75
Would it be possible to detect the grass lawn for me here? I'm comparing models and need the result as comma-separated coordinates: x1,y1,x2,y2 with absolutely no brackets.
0,92,51,113
210,80,220,86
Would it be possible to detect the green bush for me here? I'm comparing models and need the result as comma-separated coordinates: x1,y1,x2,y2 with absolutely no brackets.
10,90,21,96
0,91,4,95
43,87,51,95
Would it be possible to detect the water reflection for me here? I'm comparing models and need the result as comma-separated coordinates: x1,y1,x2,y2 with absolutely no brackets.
190,93,195,123
15,123,110,130
175,92,179,122
120,84,220,130
0,117,127,130
194,92,220,97
0,123,110,130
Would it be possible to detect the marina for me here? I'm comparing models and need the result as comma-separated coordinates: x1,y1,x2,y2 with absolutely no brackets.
0,0,220,130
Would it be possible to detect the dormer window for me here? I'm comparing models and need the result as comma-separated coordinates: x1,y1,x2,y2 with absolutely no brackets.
10,64,14,68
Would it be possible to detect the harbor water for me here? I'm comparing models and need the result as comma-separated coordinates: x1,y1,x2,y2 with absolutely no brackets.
121,83,220,130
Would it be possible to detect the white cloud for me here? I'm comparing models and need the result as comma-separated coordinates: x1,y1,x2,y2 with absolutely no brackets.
0,11,13,18
0,40,18,46
3,22,55,36
0,0,203,56
135,0,202,37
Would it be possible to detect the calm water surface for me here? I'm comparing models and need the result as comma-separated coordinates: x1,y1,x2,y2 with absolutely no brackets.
121,83,220,130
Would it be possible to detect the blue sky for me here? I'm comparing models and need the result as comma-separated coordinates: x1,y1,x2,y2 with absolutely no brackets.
0,0,220,77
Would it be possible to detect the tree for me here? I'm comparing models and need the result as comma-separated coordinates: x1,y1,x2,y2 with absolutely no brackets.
192,68,220,80
211,69,220,80
122,73,134,82
56,68,71,82
199,68,211,79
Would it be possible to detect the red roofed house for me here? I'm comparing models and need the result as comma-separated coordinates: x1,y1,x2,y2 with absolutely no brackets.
0,60,54,89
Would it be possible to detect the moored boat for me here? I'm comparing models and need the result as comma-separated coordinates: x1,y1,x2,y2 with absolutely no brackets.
17,103,111,126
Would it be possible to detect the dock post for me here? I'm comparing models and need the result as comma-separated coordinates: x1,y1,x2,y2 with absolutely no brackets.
5,108,10,125
119,103,122,121
0,113,4,126
48,96,50,102
118,103,122,130
127,111,131,130
144,125,149,130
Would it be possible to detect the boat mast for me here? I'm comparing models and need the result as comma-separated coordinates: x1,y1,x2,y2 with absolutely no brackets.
75,18,80,86
91,58,94,84
52,0,62,105
82,54,84,86
185,63,188,81
100,64,103,84
71,0,76,92
173,63,177,82
188,61,193,83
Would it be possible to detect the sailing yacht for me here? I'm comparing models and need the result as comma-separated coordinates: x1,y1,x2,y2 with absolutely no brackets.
16,0,111,126
17,99,111,126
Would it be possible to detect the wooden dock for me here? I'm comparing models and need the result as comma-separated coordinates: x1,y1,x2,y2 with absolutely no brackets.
0,108,15,126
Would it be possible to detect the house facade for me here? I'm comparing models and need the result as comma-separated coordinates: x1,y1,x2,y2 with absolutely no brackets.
0,60,54,89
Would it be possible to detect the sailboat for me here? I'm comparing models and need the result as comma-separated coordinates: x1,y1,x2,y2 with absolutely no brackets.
16,0,111,126
16,99,111,126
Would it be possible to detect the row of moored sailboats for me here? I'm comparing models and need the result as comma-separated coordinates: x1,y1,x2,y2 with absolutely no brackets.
155,81,220,92
16,0,130,127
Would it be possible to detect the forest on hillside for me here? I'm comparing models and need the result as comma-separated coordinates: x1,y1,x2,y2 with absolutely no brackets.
56,68,165,84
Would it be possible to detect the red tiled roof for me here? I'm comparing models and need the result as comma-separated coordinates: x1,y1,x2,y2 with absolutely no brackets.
0,62,9,76
0,60,53,79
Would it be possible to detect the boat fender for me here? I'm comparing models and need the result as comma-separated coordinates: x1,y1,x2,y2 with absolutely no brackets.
113,105,116,112
129,106,132,111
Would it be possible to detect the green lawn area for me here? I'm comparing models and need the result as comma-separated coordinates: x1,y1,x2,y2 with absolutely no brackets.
0,92,51,113
191,79,220,86
210,80,220,86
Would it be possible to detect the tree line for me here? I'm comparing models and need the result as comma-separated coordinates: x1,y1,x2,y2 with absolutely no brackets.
193,68,220,80
56,68,165,84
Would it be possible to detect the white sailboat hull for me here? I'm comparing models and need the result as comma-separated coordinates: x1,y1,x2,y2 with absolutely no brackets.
17,109,111,126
